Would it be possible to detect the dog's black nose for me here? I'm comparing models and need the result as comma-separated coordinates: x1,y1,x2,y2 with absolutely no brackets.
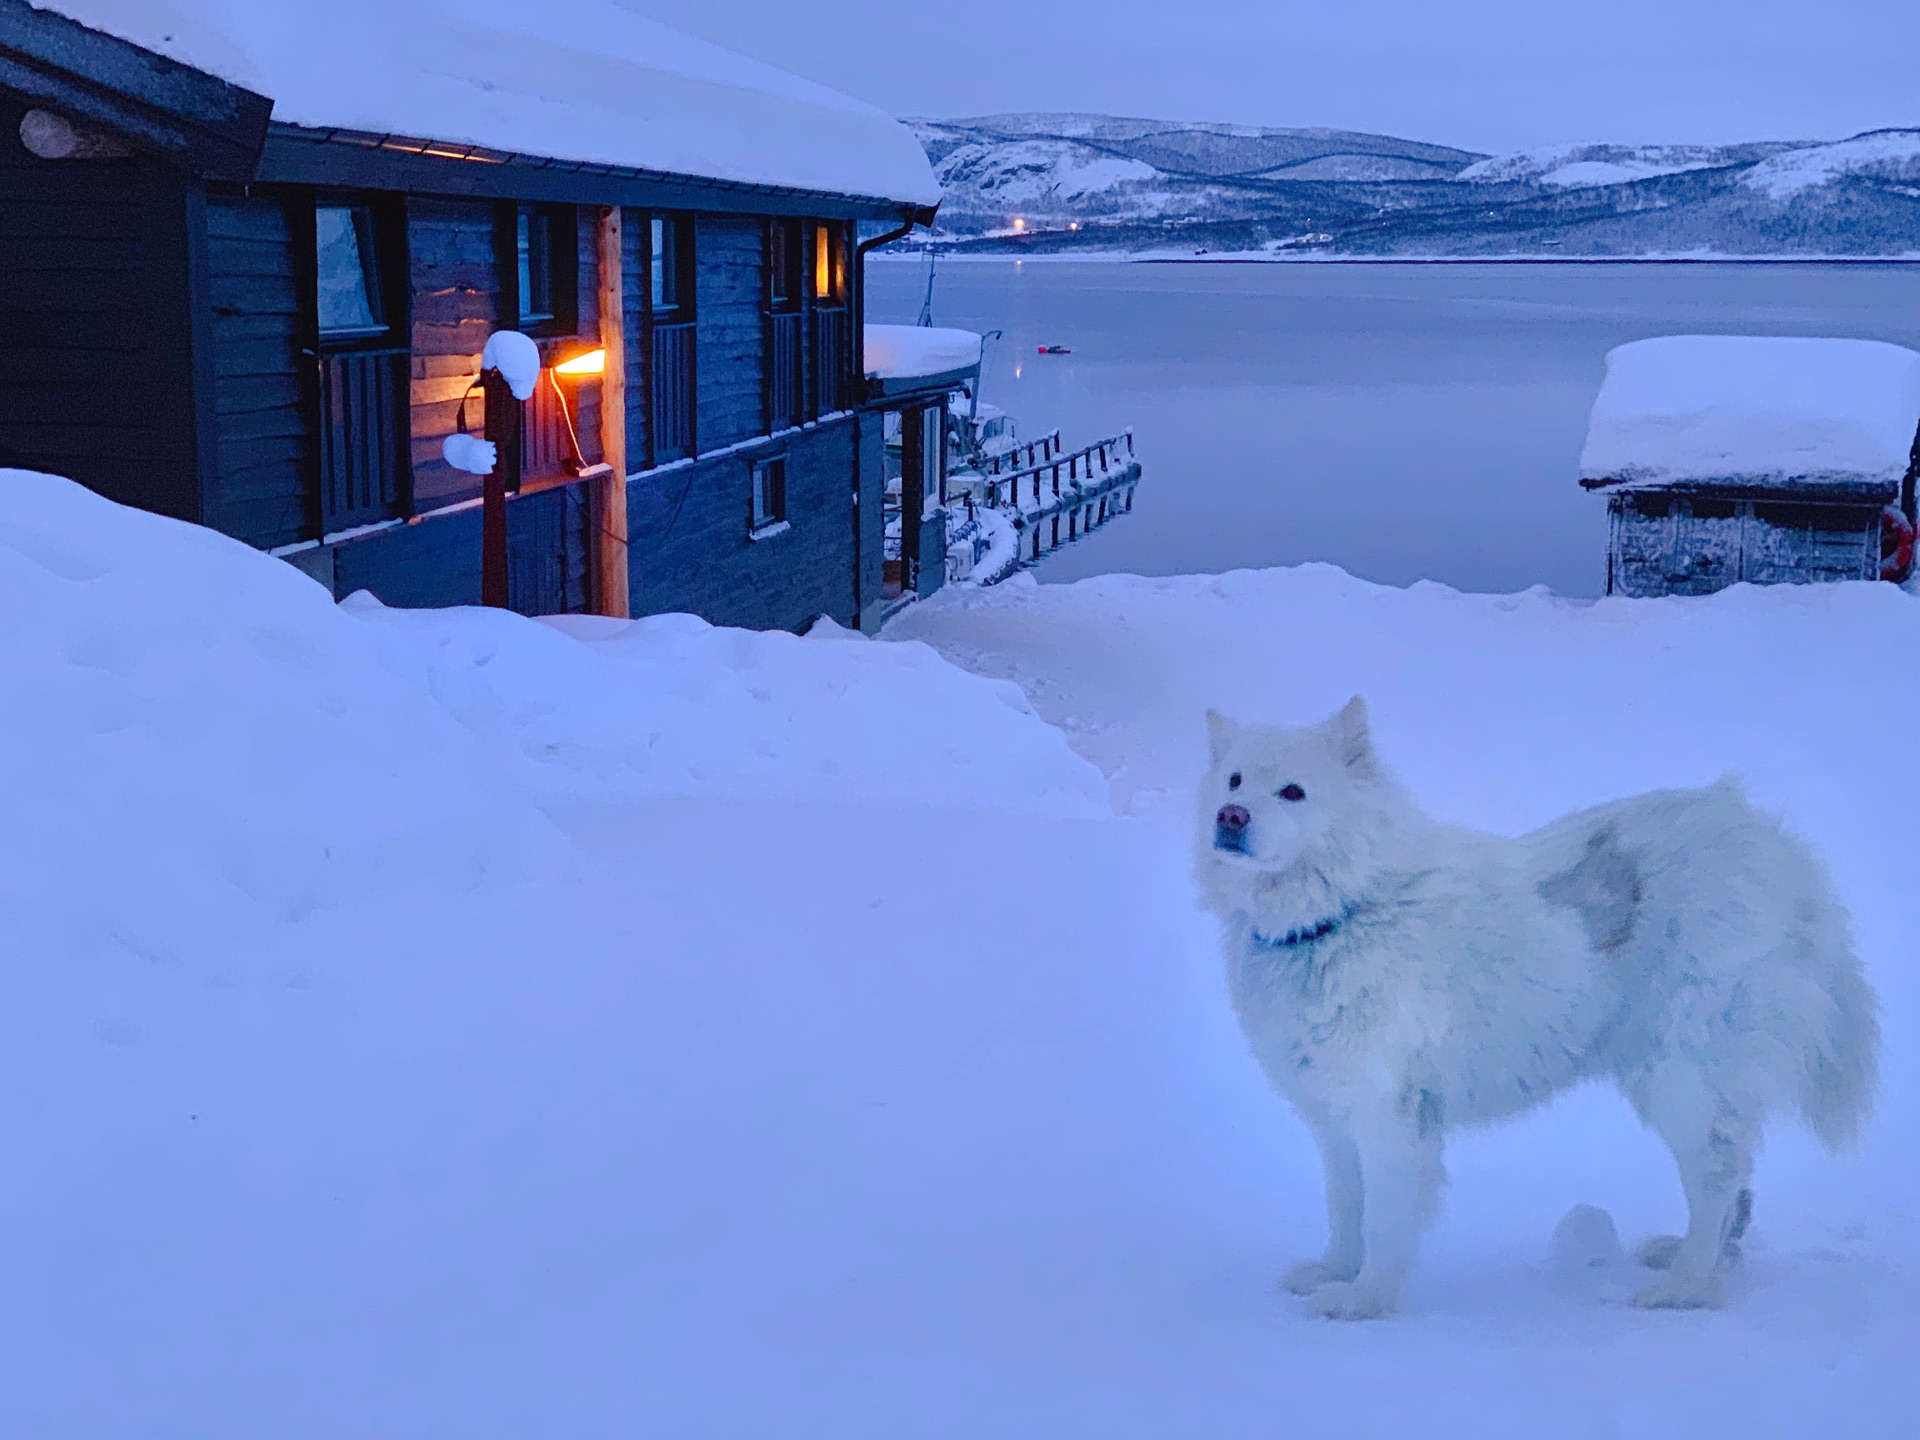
1216,804,1250,832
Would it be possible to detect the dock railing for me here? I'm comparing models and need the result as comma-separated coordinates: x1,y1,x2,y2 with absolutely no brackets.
984,429,1064,476
977,429,1136,512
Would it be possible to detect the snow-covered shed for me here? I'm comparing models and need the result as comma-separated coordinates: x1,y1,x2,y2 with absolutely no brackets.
0,0,940,629
1579,336,1920,597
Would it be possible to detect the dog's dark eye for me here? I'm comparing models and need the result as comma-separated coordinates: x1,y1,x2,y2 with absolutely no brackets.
1228,772,1242,790
1278,783,1306,802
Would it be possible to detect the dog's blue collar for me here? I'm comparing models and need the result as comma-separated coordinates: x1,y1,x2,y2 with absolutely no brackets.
1250,911,1347,950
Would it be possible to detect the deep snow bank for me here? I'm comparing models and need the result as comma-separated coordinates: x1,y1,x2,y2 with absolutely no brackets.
0,467,1101,983
6,469,1917,1437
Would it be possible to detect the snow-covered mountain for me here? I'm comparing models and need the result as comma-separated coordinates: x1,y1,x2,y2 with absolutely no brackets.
908,115,1920,257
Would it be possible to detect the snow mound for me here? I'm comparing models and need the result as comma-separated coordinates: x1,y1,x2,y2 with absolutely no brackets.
1579,336,1920,489
481,330,541,401
1742,129,1920,199
0,467,1103,969
864,324,982,381
38,0,940,206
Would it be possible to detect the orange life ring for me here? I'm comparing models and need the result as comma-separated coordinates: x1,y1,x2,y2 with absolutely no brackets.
1880,505,1914,582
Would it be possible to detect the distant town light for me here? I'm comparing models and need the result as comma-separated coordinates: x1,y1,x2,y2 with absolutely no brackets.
1012,217,1026,233
1069,222,1079,231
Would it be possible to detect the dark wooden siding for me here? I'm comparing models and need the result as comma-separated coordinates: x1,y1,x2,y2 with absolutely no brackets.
628,419,858,630
0,95,202,520
331,480,592,615
855,409,886,620
568,210,604,469
522,210,606,484
621,208,649,468
201,187,314,548
407,197,502,511
694,215,766,452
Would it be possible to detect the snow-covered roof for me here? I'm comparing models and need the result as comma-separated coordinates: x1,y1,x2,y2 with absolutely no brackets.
864,325,982,382
34,0,941,208
1580,336,1920,492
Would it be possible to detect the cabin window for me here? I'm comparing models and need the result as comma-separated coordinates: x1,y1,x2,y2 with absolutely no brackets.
812,222,848,304
649,213,697,461
917,402,945,508
751,456,787,534
651,213,694,315
808,221,852,412
767,220,805,430
514,205,577,333
311,198,407,537
769,219,803,311
315,204,387,339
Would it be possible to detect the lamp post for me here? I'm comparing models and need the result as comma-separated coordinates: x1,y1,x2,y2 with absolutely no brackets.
442,330,540,609
480,365,520,609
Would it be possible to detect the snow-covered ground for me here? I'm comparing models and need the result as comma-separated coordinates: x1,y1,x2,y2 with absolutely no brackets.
3,471,1915,1435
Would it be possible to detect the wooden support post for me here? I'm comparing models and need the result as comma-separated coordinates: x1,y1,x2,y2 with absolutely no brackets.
596,207,631,618
481,368,519,609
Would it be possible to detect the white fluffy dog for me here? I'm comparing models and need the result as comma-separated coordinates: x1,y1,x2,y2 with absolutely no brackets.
1194,698,1879,1319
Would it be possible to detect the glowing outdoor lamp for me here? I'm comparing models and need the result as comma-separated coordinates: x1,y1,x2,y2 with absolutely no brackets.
553,347,607,377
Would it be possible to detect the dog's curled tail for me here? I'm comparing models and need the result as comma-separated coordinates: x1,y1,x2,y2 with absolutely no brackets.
1798,947,1880,1155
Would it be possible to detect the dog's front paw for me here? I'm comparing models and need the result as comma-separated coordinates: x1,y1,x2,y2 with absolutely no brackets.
1634,1234,1683,1270
1307,1280,1399,1321
1631,1272,1726,1310
1282,1259,1358,1295
1634,1233,1744,1272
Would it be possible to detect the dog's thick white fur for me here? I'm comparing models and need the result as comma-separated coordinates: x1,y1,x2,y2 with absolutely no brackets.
1195,698,1880,1320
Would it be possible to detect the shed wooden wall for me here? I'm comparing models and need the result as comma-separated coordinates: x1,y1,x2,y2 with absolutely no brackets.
200,187,314,549
0,95,203,522
1606,491,1881,597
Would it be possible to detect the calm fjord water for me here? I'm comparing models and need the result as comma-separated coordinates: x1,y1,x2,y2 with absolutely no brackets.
866,261,1920,597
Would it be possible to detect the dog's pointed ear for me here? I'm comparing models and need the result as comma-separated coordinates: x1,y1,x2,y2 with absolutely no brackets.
1331,695,1376,777
1205,709,1238,765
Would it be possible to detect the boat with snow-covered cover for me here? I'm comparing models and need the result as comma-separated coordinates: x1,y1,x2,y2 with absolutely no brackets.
1579,336,1920,598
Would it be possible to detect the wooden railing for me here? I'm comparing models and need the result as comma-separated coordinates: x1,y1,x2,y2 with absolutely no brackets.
978,430,1135,510
652,320,696,462
813,305,852,414
521,370,570,484
317,346,407,533
984,429,1062,475
767,310,803,430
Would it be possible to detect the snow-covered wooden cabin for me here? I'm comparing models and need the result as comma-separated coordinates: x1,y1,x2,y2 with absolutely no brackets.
0,0,940,629
1580,336,1920,598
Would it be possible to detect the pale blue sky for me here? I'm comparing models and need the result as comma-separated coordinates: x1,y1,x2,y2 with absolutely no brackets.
618,0,1919,155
